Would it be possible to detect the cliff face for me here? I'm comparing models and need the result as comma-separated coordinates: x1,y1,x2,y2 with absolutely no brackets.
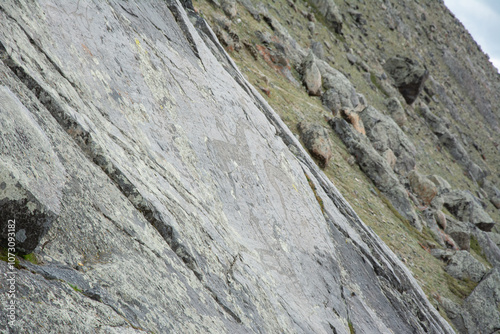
0,0,497,333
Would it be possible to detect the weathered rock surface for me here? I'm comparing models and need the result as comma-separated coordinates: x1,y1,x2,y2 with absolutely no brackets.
331,118,420,230
383,56,429,105
0,1,454,333
442,190,495,232
462,268,500,334
302,51,322,96
444,250,486,283
385,97,407,127
408,170,438,206
0,86,65,253
298,121,333,168
472,229,500,267
307,0,343,34
318,60,360,110
444,216,471,251
360,106,417,175
439,297,467,334
419,103,487,183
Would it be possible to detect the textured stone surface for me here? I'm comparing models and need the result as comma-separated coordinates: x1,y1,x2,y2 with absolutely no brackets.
318,60,360,110
307,0,343,33
302,51,322,96
384,97,407,127
383,56,429,105
444,250,486,283
360,106,417,175
297,121,333,168
419,103,487,183
408,170,438,206
462,268,500,334
444,216,471,251
331,118,420,230
0,1,454,333
0,86,64,253
442,190,495,232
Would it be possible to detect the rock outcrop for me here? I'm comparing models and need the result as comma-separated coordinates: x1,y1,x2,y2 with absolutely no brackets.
383,56,429,105
0,1,455,333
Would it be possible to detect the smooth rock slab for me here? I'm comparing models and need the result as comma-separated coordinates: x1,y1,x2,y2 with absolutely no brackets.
0,86,64,253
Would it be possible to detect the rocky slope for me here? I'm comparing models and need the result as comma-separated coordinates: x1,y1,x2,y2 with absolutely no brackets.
194,0,500,332
0,0,498,333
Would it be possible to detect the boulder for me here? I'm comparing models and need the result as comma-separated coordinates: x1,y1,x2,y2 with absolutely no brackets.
481,179,500,209
444,216,471,251
442,190,495,232
359,106,417,175
383,56,429,104
302,51,322,96
322,88,342,115
492,196,500,209
472,229,500,267
221,0,237,19
384,97,407,127
489,232,500,248
331,118,420,229
298,122,333,168
408,170,437,206
339,108,366,135
307,0,343,33
462,268,500,334
445,250,487,283
317,60,360,110
421,208,445,246
311,41,324,59
439,297,467,334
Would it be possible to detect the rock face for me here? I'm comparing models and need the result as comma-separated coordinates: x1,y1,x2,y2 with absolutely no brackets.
444,250,486,283
0,1,454,333
462,268,500,334
0,86,64,253
307,0,343,34
442,190,495,232
383,56,429,105
360,106,417,175
302,51,322,96
298,121,333,168
331,118,420,230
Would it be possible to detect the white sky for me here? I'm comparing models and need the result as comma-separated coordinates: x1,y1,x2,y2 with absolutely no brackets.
443,0,500,72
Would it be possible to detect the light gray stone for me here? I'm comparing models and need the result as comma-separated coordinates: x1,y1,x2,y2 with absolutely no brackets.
0,1,455,333
302,51,322,96
462,268,500,334
359,106,417,175
331,118,421,230
442,190,495,232
445,250,487,283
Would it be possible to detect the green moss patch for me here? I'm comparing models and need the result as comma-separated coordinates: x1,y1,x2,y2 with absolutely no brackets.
446,273,477,300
